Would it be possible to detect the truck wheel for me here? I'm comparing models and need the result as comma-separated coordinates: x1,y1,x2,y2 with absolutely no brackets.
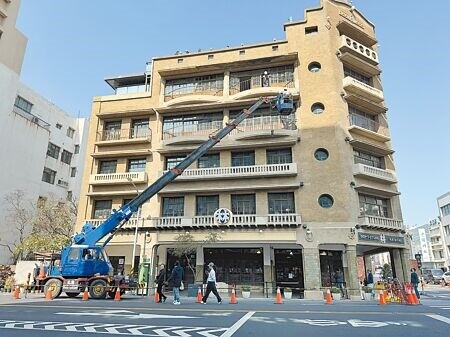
89,279,107,299
44,279,63,299
66,292,80,298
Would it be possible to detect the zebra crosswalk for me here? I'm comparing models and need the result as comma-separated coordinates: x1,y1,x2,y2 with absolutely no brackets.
0,320,228,336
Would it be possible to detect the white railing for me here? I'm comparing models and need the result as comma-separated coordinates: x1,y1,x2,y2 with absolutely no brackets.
358,215,404,230
163,163,297,180
96,128,151,142
353,163,396,182
84,217,142,229
343,76,384,103
89,172,147,185
340,35,378,64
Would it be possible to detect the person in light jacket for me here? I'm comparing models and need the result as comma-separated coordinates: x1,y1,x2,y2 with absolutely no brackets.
201,262,222,304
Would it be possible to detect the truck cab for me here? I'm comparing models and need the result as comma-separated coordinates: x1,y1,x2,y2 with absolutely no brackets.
60,245,112,278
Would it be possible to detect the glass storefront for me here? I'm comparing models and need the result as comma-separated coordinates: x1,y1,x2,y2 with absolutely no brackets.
319,250,344,287
274,249,304,294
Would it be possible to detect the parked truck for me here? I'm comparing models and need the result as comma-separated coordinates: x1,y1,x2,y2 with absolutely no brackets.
37,91,294,299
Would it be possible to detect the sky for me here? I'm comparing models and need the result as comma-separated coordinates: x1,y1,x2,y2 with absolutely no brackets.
16,0,450,227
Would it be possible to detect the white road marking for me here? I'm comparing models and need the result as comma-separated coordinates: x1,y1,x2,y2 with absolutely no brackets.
430,306,450,309
56,310,197,319
426,314,450,324
220,311,254,337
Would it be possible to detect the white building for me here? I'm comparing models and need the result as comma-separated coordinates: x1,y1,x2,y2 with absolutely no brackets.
0,0,88,264
437,191,450,270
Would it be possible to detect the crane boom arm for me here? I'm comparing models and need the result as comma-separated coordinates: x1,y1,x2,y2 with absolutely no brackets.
74,92,293,246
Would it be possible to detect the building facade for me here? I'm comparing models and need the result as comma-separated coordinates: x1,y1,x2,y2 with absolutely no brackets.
437,191,450,269
77,0,409,299
0,0,89,264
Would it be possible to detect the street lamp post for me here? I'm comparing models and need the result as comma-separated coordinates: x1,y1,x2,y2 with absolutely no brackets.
127,177,141,276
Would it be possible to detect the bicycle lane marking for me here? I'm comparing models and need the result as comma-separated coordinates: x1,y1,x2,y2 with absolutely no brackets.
220,312,255,337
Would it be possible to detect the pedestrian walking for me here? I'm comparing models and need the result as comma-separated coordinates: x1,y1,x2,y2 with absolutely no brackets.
411,268,420,299
155,264,167,303
167,261,184,305
334,269,345,298
367,269,374,289
201,262,222,304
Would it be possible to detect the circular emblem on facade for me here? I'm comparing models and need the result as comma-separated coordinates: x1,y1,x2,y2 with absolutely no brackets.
214,208,233,226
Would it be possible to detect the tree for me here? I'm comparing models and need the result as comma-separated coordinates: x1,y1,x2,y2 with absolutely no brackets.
171,232,220,282
381,263,393,279
0,190,34,263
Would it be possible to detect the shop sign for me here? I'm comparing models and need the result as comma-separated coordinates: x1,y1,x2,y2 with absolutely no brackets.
358,233,404,245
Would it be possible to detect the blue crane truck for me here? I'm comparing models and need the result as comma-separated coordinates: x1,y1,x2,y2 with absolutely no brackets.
37,92,294,299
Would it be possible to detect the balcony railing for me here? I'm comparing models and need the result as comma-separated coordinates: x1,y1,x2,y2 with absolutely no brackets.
349,114,378,132
152,213,301,229
339,35,378,65
163,163,297,180
230,115,287,134
164,78,224,102
89,171,147,185
353,163,396,183
84,217,142,230
343,76,384,103
12,105,51,130
229,79,295,96
96,128,151,142
163,120,223,140
358,215,404,231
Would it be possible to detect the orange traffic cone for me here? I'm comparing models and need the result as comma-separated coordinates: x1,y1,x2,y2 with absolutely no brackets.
379,290,386,305
114,288,121,301
12,286,20,300
411,287,419,305
82,287,89,301
45,287,53,300
229,287,238,304
406,286,414,305
154,291,160,303
274,287,283,304
196,287,203,303
325,288,333,304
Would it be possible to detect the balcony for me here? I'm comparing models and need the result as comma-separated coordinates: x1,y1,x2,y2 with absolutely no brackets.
358,215,404,231
84,217,143,230
343,76,384,103
339,35,379,67
353,163,397,184
163,163,297,181
151,213,301,229
348,114,390,142
89,171,148,185
163,120,223,140
229,78,295,100
96,128,151,144
164,77,224,104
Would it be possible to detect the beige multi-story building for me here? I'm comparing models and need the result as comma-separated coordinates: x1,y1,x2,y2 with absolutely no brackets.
77,0,409,299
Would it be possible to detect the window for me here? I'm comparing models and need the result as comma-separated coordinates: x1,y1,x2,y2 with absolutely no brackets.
67,191,73,201
67,127,75,138
231,151,255,167
46,142,61,159
353,149,383,169
165,155,186,170
308,62,321,72
208,54,214,60
177,58,183,64
344,66,371,86
305,26,318,34
359,194,389,217
196,195,219,216
239,50,246,55
198,153,220,168
42,167,56,184
441,204,450,217
311,103,325,114
267,148,292,164
56,123,62,129
93,200,112,219
61,150,73,165
272,45,279,51
70,167,77,177
99,160,117,174
131,119,149,138
318,194,334,208
162,197,184,217
165,74,224,97
128,158,146,172
349,106,377,132
103,121,122,140
14,96,33,114
231,194,256,214
268,192,295,214
163,113,222,139
74,144,80,154
314,148,329,161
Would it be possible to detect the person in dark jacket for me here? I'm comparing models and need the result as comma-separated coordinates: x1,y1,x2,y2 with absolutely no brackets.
167,261,184,305
155,264,167,303
334,269,345,298
411,268,420,299
367,270,374,288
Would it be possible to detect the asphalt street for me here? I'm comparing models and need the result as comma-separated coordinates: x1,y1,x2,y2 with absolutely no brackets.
0,287,449,337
